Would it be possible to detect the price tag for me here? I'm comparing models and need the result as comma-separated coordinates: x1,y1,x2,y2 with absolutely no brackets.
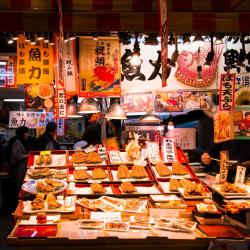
234,165,246,185
40,151,51,156
146,141,160,164
84,145,96,153
108,151,122,164
219,151,229,183
98,146,107,161
162,137,176,163
90,212,121,221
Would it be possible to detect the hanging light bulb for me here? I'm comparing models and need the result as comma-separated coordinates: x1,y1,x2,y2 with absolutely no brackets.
167,114,174,130
30,33,36,45
214,34,224,45
204,34,215,68
37,32,44,41
139,111,162,123
193,34,205,48
130,33,141,67
93,34,98,41
7,34,14,44
44,32,49,43
12,32,19,41
25,32,31,43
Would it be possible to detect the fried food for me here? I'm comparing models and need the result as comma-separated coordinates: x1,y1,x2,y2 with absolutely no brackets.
72,151,88,164
36,181,55,193
224,201,250,214
180,179,207,197
155,162,172,177
117,166,130,179
31,193,45,210
54,170,67,180
87,151,103,163
90,183,106,194
74,170,90,180
29,168,53,179
105,221,129,231
172,162,189,175
46,193,62,209
44,155,52,165
35,155,44,165
169,179,181,192
92,168,107,180
44,178,64,188
220,182,247,194
130,166,148,179
120,182,137,193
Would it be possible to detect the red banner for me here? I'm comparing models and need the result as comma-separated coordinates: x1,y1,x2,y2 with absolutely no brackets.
219,73,236,111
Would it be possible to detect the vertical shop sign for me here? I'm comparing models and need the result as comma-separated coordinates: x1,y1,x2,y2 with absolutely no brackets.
17,34,53,84
56,118,65,136
219,151,229,183
0,56,16,88
57,89,67,118
159,0,168,87
234,165,246,185
54,34,78,95
161,137,177,163
219,73,236,111
79,36,121,97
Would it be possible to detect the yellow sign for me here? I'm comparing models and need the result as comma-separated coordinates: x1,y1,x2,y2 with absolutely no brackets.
79,36,121,97
17,34,53,84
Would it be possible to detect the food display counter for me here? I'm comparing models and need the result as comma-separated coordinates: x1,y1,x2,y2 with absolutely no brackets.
6,146,250,250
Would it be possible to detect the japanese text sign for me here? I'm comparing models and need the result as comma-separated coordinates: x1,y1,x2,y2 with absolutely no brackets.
234,165,246,185
56,118,65,136
219,151,229,183
146,141,161,164
159,0,168,87
57,88,67,118
9,111,54,128
97,146,107,161
108,151,122,165
0,56,16,88
161,137,177,163
79,36,121,97
54,34,78,95
17,34,53,84
219,73,236,111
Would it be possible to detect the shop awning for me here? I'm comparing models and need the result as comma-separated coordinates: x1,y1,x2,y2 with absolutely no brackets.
0,0,249,32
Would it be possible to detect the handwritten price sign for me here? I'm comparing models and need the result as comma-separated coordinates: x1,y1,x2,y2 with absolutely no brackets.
162,137,176,163
146,141,160,164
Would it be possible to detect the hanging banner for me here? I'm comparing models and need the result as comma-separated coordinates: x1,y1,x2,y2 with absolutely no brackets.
17,34,53,85
57,88,67,118
159,0,168,87
219,151,229,183
0,56,17,88
54,34,78,95
219,73,236,111
9,111,54,128
56,118,65,136
79,36,121,97
25,83,54,111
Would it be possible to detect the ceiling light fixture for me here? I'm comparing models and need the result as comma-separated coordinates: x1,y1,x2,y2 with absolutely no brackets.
25,32,31,43
139,111,162,123
204,34,215,68
78,98,100,114
105,99,127,120
12,32,19,41
37,32,44,41
7,34,14,44
167,114,174,130
4,98,25,102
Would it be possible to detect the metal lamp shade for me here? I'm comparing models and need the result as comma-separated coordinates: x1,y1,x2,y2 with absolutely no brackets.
67,101,82,118
139,111,162,123
105,103,127,120
78,98,100,114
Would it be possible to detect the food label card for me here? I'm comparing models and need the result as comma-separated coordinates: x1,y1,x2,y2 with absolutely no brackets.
90,212,121,221
234,165,246,185
83,145,97,153
220,151,229,183
146,141,161,164
97,146,107,161
108,151,122,164
162,137,177,163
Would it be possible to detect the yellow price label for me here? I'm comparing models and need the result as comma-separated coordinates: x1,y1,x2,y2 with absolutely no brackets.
40,151,51,156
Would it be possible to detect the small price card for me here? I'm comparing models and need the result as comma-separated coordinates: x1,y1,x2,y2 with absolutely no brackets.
234,165,246,185
220,151,229,183
162,137,176,163
146,141,160,164
108,151,122,164
98,146,107,161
